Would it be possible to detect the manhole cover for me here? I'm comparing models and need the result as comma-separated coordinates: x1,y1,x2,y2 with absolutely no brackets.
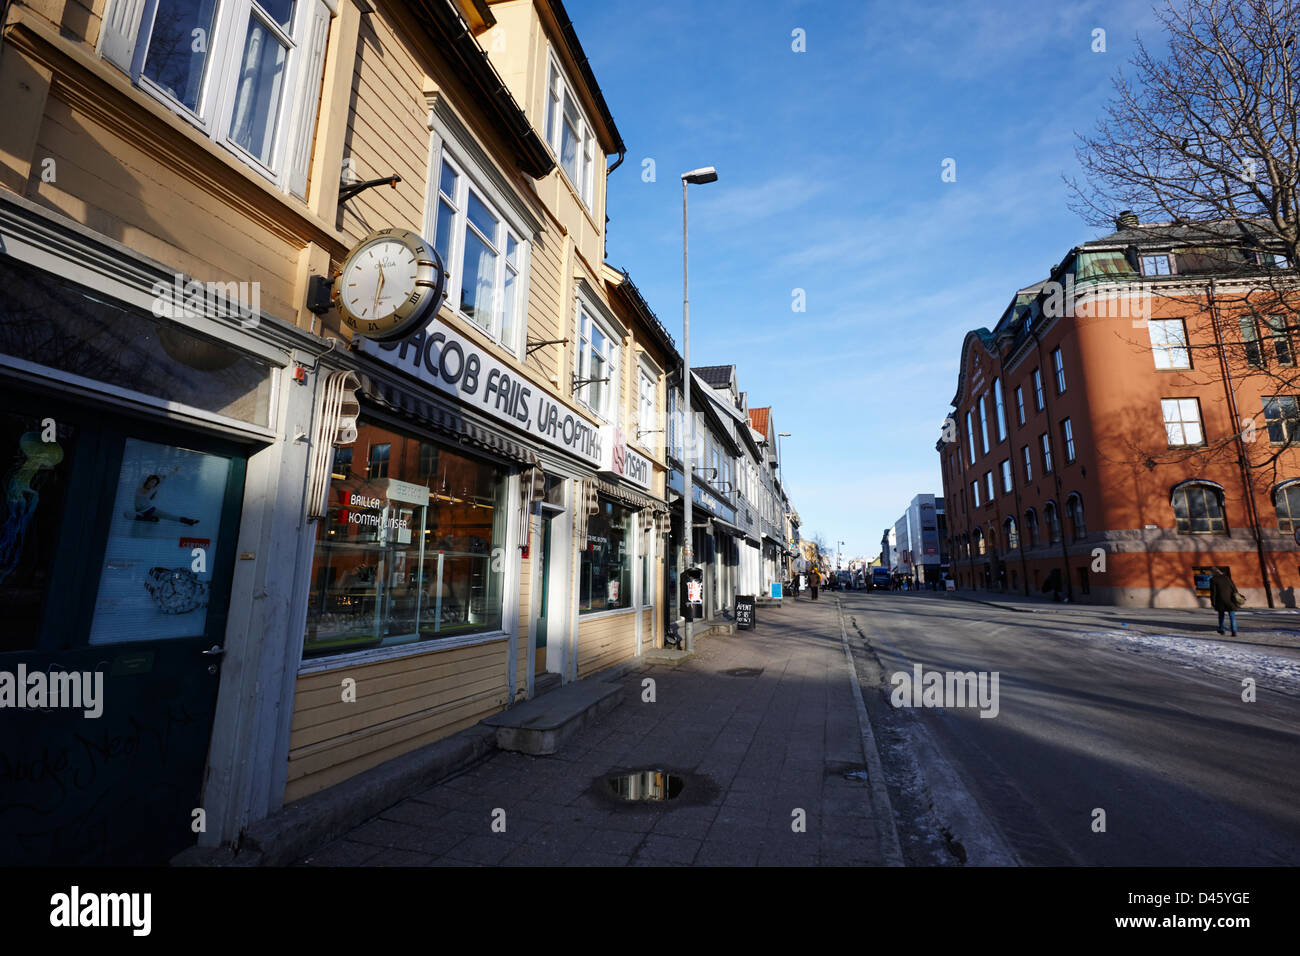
723,667,764,678
604,769,685,802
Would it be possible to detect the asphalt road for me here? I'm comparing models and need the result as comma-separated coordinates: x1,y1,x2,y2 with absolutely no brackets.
837,590,1300,866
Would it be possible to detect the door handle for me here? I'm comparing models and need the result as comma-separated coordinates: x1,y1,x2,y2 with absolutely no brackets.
201,645,225,657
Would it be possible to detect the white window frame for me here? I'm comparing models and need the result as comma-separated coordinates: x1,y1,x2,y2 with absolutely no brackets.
425,142,531,358
636,360,658,449
1033,368,1045,410
1148,318,1191,370
1141,254,1172,276
102,0,332,197
545,50,598,210
1162,398,1204,446
573,293,621,423
1052,347,1067,393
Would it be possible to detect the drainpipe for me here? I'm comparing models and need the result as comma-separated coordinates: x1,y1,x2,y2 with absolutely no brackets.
1208,278,1275,608
1028,324,1075,601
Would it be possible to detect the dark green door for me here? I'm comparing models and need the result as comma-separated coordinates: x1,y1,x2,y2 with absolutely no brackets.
0,390,246,865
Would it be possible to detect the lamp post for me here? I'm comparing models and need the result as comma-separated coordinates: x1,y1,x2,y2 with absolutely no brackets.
681,165,717,653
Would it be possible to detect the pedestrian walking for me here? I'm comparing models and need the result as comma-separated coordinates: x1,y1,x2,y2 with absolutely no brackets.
1209,567,1243,636
810,566,820,601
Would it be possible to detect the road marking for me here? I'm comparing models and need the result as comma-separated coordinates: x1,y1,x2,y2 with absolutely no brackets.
835,598,905,866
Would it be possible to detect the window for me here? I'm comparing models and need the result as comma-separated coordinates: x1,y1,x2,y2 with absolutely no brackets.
1024,509,1039,548
1148,319,1191,369
973,528,985,556
1022,444,1032,482
304,422,509,657
1162,398,1204,446
580,496,634,613
1066,493,1086,540
103,0,329,198
429,153,527,352
1061,418,1076,463
1005,517,1019,550
575,303,620,421
1040,432,1053,474
1275,483,1300,533
1263,396,1300,445
1015,386,1026,426
1265,315,1294,367
1044,501,1061,543
637,366,657,446
332,447,353,479
978,395,990,453
545,54,598,208
966,411,977,464
1032,368,1045,410
1241,316,1263,367
971,480,981,508
1052,348,1066,393
1141,254,1172,276
994,379,1007,442
984,471,994,502
1172,483,1227,534
1000,459,1013,494
367,442,390,479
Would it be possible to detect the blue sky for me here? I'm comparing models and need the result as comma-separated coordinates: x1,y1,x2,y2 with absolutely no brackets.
570,0,1164,561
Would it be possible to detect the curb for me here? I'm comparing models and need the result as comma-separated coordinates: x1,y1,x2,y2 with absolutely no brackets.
834,598,905,866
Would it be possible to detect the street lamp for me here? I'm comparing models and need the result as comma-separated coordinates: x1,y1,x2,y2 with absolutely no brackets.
838,540,845,571
777,432,790,485
681,165,717,653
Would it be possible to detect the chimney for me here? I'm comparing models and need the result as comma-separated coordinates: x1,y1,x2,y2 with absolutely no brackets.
1115,210,1140,230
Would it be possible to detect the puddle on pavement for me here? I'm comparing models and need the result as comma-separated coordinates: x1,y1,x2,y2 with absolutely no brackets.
605,770,686,802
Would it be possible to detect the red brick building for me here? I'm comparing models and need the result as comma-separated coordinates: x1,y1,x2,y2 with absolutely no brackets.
939,215,1300,608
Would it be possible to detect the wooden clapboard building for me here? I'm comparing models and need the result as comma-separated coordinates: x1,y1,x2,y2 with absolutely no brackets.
0,0,675,863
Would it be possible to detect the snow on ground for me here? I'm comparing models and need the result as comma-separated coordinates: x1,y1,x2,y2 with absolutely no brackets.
1071,629,1300,696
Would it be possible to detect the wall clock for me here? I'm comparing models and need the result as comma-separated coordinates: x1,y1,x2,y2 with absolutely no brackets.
334,228,445,341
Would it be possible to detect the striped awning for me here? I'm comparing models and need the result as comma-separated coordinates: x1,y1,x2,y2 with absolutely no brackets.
597,477,668,513
357,372,537,466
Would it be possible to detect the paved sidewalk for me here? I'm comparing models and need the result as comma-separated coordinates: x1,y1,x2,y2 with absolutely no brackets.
298,595,887,867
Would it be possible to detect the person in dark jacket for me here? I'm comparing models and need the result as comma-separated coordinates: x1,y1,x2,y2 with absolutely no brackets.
810,566,820,601
1209,568,1239,636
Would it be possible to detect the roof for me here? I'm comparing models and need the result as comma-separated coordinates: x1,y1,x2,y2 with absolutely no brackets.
1079,218,1275,251
413,0,554,178
749,407,770,435
693,365,734,388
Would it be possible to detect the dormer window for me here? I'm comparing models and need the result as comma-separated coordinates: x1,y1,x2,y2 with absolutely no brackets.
545,52,597,210
1141,254,1172,276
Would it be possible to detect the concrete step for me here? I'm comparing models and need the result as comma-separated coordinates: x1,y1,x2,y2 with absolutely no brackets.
533,671,562,697
482,679,623,756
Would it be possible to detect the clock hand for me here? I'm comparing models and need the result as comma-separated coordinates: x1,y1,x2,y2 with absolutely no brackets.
372,264,386,317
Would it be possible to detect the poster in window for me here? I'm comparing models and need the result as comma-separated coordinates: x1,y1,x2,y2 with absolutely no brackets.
89,438,232,644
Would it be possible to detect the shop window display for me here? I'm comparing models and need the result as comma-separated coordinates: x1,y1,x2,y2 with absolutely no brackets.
580,496,634,613
304,419,508,658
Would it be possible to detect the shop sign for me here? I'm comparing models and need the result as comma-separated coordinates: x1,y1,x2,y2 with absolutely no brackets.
597,426,652,490
360,319,603,465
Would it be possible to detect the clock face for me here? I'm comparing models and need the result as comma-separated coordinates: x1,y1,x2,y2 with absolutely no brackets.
334,229,445,341
342,238,418,322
